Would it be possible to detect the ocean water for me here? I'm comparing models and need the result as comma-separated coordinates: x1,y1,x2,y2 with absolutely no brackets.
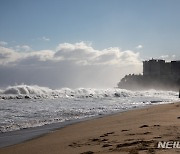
0,85,179,133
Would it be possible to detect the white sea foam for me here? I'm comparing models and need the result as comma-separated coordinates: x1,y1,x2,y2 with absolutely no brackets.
0,84,178,99
0,85,52,98
0,84,179,132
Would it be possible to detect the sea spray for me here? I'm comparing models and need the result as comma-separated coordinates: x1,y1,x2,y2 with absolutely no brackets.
0,84,179,132
0,84,178,100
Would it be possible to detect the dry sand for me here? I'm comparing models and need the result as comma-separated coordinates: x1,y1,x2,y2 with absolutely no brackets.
0,102,180,154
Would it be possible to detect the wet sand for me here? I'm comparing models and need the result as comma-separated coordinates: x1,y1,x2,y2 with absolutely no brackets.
0,102,180,154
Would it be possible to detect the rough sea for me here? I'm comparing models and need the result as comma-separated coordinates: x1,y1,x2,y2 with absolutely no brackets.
0,85,179,133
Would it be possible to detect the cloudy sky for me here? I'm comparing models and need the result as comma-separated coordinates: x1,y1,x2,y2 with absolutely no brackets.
0,0,180,88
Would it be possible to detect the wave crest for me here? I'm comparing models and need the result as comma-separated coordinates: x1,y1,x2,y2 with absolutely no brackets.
0,84,178,100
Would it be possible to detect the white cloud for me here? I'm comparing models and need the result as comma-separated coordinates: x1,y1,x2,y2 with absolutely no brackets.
136,45,143,49
159,54,176,61
0,46,20,65
15,45,32,52
0,41,8,46
0,42,142,88
24,50,55,61
55,42,141,66
41,36,50,41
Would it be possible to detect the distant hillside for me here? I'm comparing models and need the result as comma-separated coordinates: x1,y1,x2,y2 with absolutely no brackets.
118,74,180,90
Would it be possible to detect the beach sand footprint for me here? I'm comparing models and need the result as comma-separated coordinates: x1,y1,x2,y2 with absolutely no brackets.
116,140,154,148
90,138,100,142
121,129,129,132
80,151,94,154
100,132,115,137
69,119,180,153
139,125,149,128
143,131,151,135
127,133,136,136
153,136,162,139
109,139,157,154
153,124,160,127
101,138,108,142
102,144,112,148
69,142,82,148
124,139,135,142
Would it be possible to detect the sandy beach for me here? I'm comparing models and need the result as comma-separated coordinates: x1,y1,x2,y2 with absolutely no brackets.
0,102,180,154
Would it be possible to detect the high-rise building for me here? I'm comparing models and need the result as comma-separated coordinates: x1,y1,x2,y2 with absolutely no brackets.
143,59,180,79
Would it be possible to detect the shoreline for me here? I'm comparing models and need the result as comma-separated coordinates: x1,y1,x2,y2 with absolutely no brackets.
0,102,154,148
0,113,110,148
0,102,180,154
0,102,168,148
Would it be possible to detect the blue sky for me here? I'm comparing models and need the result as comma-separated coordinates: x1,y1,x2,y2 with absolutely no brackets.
0,0,180,88
1,0,180,58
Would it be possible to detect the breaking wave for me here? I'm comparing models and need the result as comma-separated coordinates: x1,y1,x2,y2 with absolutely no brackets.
0,84,179,133
0,84,178,100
